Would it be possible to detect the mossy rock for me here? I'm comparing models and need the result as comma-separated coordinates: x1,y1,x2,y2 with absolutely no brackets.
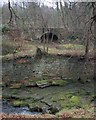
36,79,67,86
49,106,59,114
51,94,65,102
53,80,67,86
12,100,27,107
36,80,48,85
36,80,53,88
28,101,44,112
58,95,82,109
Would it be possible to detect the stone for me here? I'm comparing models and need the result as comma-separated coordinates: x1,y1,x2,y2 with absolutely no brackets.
48,106,59,114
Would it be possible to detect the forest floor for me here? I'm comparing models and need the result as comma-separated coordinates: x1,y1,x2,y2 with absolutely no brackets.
2,39,94,60
1,39,95,119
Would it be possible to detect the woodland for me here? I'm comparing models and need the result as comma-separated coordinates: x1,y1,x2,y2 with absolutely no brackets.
1,1,96,119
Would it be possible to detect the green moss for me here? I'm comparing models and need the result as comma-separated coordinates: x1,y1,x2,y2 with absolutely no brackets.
51,92,66,102
83,104,90,109
65,92,74,98
12,100,27,107
70,96,80,103
36,79,68,86
77,89,86,95
70,96,81,106
36,80,48,84
28,101,44,112
57,95,82,109
29,101,44,108
29,79,35,82
53,80,67,86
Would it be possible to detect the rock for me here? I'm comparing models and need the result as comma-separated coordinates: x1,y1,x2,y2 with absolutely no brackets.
78,77,85,84
28,102,44,113
36,80,51,88
10,95,19,99
48,106,59,114
25,83,38,87
30,106,43,112
42,106,50,114
37,83,51,88
34,96,44,101
41,100,52,107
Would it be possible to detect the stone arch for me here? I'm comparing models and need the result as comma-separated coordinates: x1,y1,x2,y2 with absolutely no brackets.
40,32,58,43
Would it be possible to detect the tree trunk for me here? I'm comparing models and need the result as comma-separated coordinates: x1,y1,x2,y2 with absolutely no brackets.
85,32,89,59
93,4,96,81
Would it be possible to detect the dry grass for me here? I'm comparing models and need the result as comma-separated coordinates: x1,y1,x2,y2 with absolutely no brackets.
2,39,94,60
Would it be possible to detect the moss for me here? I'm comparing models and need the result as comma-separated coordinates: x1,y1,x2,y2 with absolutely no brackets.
65,92,74,98
28,101,44,112
70,96,80,103
53,80,67,86
29,79,35,82
77,89,86,95
70,96,81,106
12,100,27,107
51,94,70,109
36,79,66,86
51,92,65,102
83,104,90,109
36,80,48,84
57,95,82,109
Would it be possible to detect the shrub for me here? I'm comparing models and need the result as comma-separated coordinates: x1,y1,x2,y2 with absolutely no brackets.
0,25,10,34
